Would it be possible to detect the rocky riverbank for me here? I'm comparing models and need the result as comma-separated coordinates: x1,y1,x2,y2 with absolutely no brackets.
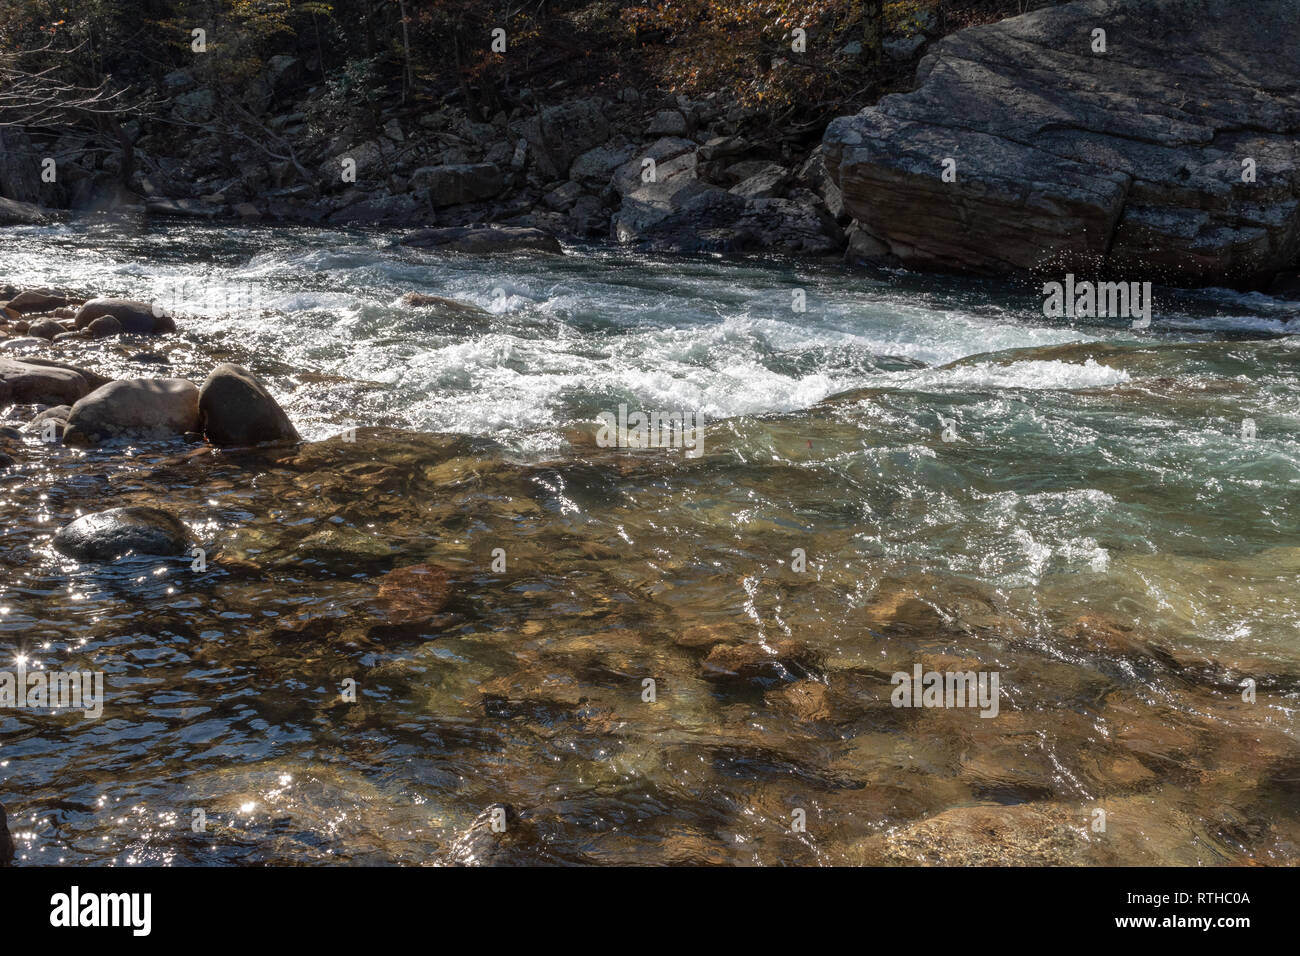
3,0,1297,290
8,2,1295,473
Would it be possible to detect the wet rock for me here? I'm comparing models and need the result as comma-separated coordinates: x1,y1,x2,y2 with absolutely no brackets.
6,291,71,314
822,0,1300,286
876,802,1092,865
372,563,452,624
74,298,173,335
327,192,422,226
399,224,562,255
18,357,110,391
0,358,90,405
398,292,490,315
53,506,192,562
702,639,821,685
0,337,45,351
129,351,170,365
447,803,543,866
1267,271,1300,300
198,363,300,447
541,180,583,212
23,404,70,438
0,196,53,225
25,319,64,342
53,330,90,343
63,377,200,445
86,314,123,339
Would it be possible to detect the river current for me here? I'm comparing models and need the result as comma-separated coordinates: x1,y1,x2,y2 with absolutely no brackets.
1,220,1297,864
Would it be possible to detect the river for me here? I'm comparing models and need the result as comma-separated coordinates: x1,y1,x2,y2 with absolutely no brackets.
1,220,1297,864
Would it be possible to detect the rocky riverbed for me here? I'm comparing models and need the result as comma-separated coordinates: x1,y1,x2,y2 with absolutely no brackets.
0,220,1297,865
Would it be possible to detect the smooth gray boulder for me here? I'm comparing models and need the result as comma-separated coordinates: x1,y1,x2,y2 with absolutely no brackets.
5,290,71,314
822,0,1300,286
63,377,200,446
53,506,192,562
26,318,64,340
74,298,175,335
86,315,123,338
198,363,300,446
0,358,90,405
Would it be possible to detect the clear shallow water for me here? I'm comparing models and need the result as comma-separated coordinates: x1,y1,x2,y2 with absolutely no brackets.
1,221,1298,865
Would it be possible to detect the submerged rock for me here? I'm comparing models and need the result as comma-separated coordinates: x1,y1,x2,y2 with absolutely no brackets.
53,506,193,562
822,0,1300,286
373,563,452,624
701,639,822,686
63,377,200,445
447,803,542,866
198,363,300,447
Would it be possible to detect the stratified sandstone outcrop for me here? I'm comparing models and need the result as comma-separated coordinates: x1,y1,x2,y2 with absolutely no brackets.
823,0,1300,287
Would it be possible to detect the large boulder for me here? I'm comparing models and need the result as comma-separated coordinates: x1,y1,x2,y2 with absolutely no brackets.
198,363,300,447
411,163,505,207
13,357,110,391
518,99,612,179
74,298,174,335
5,290,72,314
63,377,200,445
0,358,90,405
822,0,1300,286
53,506,192,562
399,224,562,255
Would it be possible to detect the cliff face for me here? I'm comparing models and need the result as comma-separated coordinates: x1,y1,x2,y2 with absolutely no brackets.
823,0,1300,288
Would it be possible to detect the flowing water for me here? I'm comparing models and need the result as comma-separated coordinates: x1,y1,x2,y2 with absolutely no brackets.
1,220,1298,865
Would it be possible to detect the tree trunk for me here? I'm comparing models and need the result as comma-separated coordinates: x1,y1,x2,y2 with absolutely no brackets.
862,0,884,73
